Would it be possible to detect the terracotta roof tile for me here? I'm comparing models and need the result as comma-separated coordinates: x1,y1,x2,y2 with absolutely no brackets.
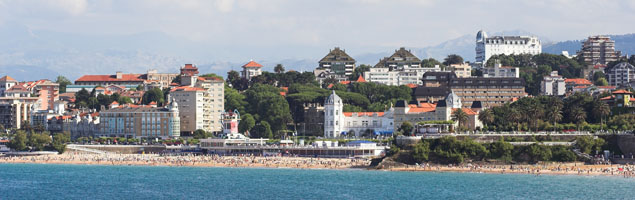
564,78,593,85
452,108,477,115
243,61,263,68
612,90,632,94
0,76,17,82
170,86,205,92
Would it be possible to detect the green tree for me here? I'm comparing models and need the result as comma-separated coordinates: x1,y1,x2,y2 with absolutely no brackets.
193,129,212,139
52,132,70,154
238,114,256,134
546,105,563,132
254,121,273,139
28,132,51,151
527,143,552,163
452,109,468,132
488,138,514,162
398,121,414,136
8,130,28,151
478,109,494,125
443,54,464,66
142,88,165,106
595,78,608,86
570,106,587,131
412,140,430,163
592,99,610,131
421,58,444,69
55,76,72,93
551,146,577,162
575,136,595,154
350,64,371,80
274,64,285,74
200,73,224,81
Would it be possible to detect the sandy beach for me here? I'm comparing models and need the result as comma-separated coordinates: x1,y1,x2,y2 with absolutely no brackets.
2,153,634,178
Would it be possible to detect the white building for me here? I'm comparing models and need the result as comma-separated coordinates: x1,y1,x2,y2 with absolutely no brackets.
482,63,520,78
475,30,541,67
241,60,263,81
541,71,566,96
323,91,482,138
605,62,635,87
364,47,442,86
170,86,206,134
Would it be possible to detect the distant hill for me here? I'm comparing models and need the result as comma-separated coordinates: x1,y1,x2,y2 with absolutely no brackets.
543,34,635,56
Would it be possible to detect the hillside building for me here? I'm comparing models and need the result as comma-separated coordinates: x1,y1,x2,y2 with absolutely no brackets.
241,60,263,81
315,47,356,83
541,71,566,96
475,30,541,67
576,35,621,66
605,62,635,87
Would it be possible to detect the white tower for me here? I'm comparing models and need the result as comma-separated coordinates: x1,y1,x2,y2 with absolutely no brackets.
324,90,344,138
169,98,181,137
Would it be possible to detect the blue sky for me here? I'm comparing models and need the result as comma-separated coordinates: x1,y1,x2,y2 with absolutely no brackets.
0,0,634,80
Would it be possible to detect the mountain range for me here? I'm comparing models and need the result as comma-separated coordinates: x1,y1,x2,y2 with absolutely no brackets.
1,24,633,82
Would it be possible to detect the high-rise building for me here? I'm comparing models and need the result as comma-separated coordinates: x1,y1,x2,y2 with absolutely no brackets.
315,47,356,83
576,36,621,66
0,76,18,97
172,70,225,134
475,30,541,67
541,71,566,96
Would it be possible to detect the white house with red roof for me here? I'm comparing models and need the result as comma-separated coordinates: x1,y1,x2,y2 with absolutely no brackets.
0,75,18,97
241,60,263,81
324,91,481,138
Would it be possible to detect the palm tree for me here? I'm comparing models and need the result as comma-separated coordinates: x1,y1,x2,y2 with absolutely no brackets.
274,64,285,74
526,103,544,132
452,109,469,133
546,105,563,133
592,100,610,131
508,108,522,132
570,107,587,131
478,109,494,126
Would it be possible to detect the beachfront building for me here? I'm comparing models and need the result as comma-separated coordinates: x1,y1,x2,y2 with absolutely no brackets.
98,101,180,139
315,47,356,84
171,71,225,134
394,92,482,132
482,63,520,78
170,86,206,134
28,80,59,110
605,62,635,87
241,60,263,81
0,97,38,129
577,35,621,66
475,30,542,67
323,91,394,138
364,47,442,86
541,71,566,96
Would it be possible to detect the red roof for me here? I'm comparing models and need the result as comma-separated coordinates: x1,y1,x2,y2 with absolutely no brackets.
76,74,144,82
170,86,205,92
343,112,385,117
243,61,263,68
280,92,286,96
612,90,633,94
452,108,477,115
170,82,179,86
339,81,351,85
564,78,593,85
110,101,119,105
7,84,28,92
406,83,418,88
356,76,366,83
0,76,17,82
597,86,616,89
149,101,157,105
600,96,614,101
182,64,197,69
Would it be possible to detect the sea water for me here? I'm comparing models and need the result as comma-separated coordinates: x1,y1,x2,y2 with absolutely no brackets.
0,163,633,199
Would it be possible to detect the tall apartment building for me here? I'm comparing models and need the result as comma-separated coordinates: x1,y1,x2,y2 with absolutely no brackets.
172,66,225,134
605,62,635,87
315,47,356,83
576,36,621,66
0,76,42,129
364,47,441,86
29,80,59,110
475,30,541,67
541,71,566,96
99,102,180,139
241,60,263,81
482,63,520,78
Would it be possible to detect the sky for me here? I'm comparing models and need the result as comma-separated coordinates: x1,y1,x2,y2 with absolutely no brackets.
0,0,635,79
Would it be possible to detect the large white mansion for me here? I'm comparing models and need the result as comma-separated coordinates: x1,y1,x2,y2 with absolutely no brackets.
323,91,482,138
475,30,541,67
